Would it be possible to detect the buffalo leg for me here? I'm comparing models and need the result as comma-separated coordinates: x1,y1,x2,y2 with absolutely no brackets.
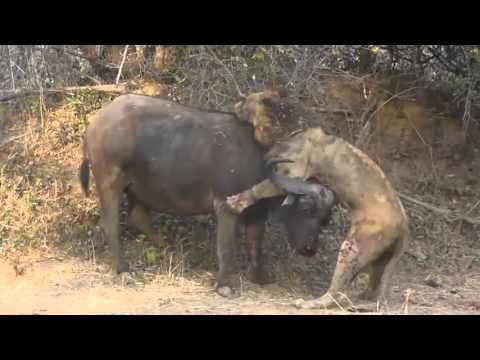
95,167,128,274
126,191,165,247
214,199,239,298
192,216,210,243
243,209,273,285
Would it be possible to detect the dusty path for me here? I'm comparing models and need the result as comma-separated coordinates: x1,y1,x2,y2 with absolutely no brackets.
0,256,310,315
1,254,479,315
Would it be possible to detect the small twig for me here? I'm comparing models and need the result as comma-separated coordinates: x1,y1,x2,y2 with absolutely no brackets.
204,46,246,98
365,87,422,125
71,68,102,85
7,45,15,90
12,62,25,75
0,134,27,150
399,193,452,215
462,71,476,132
405,117,439,184
355,87,423,150
326,292,348,312
403,288,412,315
465,200,480,216
89,235,96,269
39,85,45,129
355,98,378,147
287,129,305,138
312,107,354,114
337,292,355,308
0,84,128,102
48,45,95,62
399,192,480,225
116,45,130,86
47,45,120,70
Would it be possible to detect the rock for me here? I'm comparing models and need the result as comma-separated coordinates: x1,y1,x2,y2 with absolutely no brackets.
424,275,442,288
407,247,428,262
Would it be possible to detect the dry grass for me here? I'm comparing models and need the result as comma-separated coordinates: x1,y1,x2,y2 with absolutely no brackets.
0,89,230,286
0,93,102,258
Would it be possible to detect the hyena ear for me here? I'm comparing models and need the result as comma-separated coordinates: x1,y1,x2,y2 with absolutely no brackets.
261,97,276,108
265,80,288,98
273,86,288,98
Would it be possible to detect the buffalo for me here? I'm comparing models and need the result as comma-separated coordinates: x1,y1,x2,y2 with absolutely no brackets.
79,91,336,296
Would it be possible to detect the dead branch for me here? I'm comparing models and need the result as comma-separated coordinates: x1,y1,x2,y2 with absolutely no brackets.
7,45,15,90
398,193,480,225
312,107,354,114
462,62,476,132
365,87,422,125
0,84,128,102
399,193,451,215
355,98,378,148
116,45,130,86
0,134,27,150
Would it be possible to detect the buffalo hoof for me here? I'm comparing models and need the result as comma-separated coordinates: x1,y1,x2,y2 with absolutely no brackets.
111,272,136,287
358,289,378,302
216,285,236,298
247,268,275,285
114,261,130,274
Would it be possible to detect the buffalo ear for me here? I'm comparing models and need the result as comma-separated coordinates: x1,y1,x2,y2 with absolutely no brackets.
263,87,288,103
261,97,276,108
265,79,288,96
313,187,337,213
273,86,288,98
281,194,296,207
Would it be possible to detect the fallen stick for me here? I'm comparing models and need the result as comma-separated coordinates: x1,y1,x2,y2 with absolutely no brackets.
116,45,130,86
312,107,354,114
398,192,480,225
399,193,451,215
0,84,128,102
0,134,27,150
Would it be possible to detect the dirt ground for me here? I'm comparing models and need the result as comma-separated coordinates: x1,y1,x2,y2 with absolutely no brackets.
1,248,479,315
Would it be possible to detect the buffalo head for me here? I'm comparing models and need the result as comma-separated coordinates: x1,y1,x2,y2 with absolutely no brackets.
269,159,337,257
